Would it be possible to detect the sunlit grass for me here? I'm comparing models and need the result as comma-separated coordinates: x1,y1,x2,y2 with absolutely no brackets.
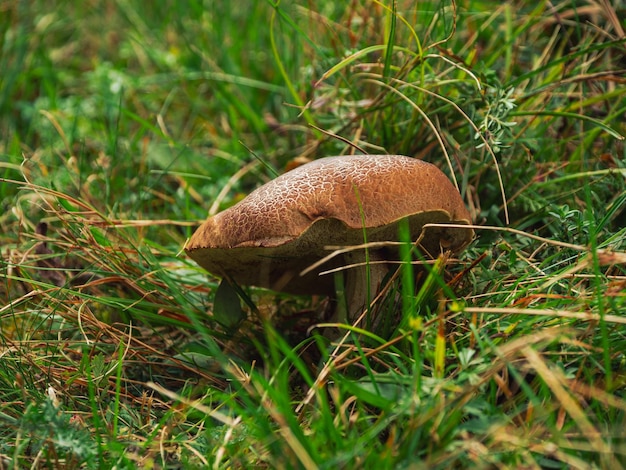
1,0,625,468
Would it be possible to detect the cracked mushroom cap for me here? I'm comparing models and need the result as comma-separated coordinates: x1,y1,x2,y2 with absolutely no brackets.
185,155,473,295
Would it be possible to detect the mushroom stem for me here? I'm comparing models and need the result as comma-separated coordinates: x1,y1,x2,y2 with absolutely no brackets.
341,250,391,329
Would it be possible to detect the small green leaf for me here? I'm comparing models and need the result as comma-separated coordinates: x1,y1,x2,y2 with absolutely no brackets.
57,196,79,212
213,278,245,328
90,226,111,247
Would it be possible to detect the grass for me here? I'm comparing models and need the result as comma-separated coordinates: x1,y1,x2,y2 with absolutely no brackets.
1,0,625,468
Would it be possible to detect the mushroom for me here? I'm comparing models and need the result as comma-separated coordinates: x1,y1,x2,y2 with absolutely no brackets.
185,155,473,327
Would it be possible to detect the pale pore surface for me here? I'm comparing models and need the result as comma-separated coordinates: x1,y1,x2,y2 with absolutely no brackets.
185,155,473,294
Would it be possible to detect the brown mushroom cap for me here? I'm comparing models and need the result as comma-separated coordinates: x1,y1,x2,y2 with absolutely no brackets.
185,155,473,295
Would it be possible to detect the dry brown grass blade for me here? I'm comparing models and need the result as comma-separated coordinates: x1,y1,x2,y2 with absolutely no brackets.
208,159,261,216
521,346,611,455
424,222,625,253
461,306,626,325
146,381,236,426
